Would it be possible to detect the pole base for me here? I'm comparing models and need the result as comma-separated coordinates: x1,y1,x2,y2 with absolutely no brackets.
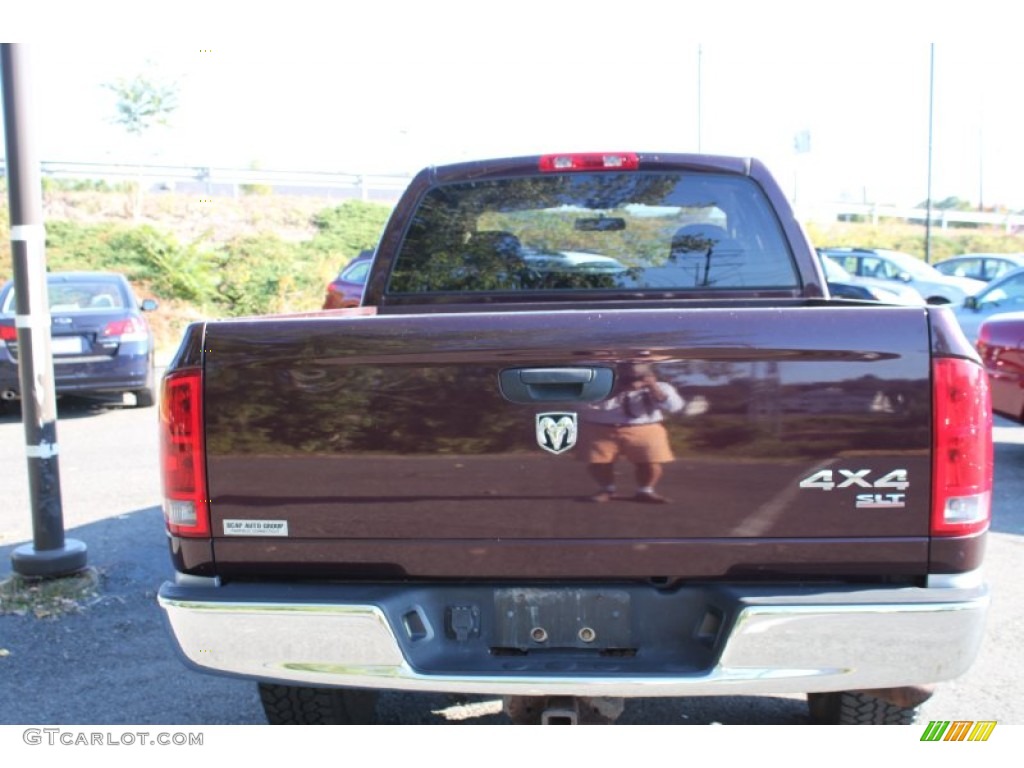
11,539,88,577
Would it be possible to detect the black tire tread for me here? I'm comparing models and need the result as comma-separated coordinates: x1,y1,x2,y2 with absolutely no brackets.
808,691,920,725
134,387,156,408
258,683,378,725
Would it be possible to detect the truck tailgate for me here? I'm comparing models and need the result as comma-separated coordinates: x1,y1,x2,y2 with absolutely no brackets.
201,305,933,579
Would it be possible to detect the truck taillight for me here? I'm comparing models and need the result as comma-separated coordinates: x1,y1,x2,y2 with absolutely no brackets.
932,357,993,537
539,153,639,172
160,368,210,537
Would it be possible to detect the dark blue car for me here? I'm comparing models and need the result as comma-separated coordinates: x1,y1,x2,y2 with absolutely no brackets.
0,271,158,408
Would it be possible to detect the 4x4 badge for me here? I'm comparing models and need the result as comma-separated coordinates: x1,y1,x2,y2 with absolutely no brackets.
536,412,577,455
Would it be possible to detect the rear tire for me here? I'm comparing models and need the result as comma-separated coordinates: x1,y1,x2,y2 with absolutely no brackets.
133,386,156,408
258,683,378,724
132,354,158,408
808,691,921,724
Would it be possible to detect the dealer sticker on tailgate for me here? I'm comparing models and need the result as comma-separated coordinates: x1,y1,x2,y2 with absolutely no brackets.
223,519,289,536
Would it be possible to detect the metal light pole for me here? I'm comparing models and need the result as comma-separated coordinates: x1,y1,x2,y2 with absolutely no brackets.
697,45,703,153
978,94,984,212
1,43,87,577
925,43,935,264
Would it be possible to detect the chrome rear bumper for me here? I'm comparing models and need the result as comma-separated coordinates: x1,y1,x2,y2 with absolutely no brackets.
158,576,988,697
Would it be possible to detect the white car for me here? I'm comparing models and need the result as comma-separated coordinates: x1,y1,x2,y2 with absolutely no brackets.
819,247,984,305
933,252,1024,283
820,255,925,305
953,266,1024,342
521,249,627,273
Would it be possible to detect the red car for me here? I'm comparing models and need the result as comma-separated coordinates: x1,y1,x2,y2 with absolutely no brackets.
977,311,1024,423
323,250,374,309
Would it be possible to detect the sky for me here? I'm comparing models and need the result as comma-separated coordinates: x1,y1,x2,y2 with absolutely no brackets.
5,1,1024,210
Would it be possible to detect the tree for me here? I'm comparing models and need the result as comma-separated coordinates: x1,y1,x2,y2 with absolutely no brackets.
917,195,973,211
105,72,178,137
103,68,179,220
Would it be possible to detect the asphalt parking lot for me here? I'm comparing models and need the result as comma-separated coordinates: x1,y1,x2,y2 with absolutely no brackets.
1,396,1022,725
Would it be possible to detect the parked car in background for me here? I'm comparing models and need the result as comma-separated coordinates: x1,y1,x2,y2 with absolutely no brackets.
522,248,627,274
0,271,158,407
818,247,984,305
933,253,1024,283
976,311,1024,423
818,254,925,305
323,249,374,309
954,266,1024,342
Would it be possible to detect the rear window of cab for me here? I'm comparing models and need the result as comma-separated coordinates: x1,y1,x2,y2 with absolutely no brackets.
387,171,798,295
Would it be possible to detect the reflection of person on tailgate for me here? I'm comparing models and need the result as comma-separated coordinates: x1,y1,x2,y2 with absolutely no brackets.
581,363,684,503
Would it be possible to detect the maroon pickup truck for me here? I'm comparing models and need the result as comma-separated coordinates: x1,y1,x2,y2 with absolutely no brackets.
157,152,993,725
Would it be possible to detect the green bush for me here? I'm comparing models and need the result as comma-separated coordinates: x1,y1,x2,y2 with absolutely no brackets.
6,201,1023,317
5,208,382,314
804,221,1024,263
40,178,118,193
114,228,218,303
44,221,121,270
309,199,391,259
213,234,310,316
241,182,273,196
40,221,218,304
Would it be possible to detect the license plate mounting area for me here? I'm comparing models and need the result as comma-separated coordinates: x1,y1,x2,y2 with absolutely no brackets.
51,336,85,355
493,588,632,651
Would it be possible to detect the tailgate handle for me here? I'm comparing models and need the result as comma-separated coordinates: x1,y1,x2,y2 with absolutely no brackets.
499,367,614,403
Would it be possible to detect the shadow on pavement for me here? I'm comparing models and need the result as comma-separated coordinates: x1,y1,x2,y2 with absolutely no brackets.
0,395,135,424
0,508,813,725
0,506,260,725
991,438,1024,536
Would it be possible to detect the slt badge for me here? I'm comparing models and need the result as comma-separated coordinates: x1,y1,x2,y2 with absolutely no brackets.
536,412,578,455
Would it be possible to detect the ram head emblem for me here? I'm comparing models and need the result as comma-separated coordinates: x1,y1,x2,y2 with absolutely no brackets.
535,412,578,455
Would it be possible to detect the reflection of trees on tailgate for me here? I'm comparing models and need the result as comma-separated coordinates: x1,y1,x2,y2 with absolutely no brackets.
205,334,929,461
206,357,523,456
657,362,929,459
